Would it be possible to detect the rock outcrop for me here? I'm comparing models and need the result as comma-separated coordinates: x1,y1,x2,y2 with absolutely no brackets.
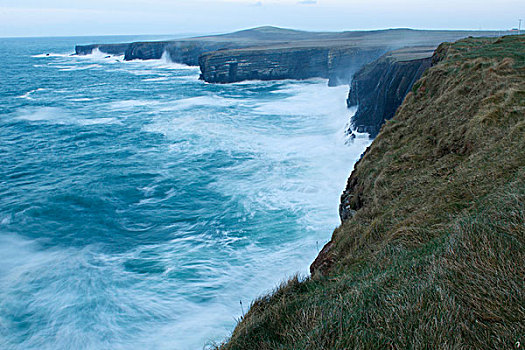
124,41,244,65
75,43,130,56
198,45,386,85
346,47,434,137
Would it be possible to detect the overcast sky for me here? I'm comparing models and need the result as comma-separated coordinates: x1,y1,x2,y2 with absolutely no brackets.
1,0,524,37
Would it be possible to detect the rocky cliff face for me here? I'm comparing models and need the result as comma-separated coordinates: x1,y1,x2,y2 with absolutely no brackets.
75,43,130,56
123,41,167,60
199,45,386,84
123,41,243,65
346,47,434,137
327,47,387,86
199,46,330,83
75,41,239,65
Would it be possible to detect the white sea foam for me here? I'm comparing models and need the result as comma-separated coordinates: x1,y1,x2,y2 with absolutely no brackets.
32,53,73,58
15,107,68,123
253,81,346,116
75,48,125,63
127,51,198,71
14,107,119,126
36,48,200,82
0,231,300,349
145,79,371,237
0,215,11,225
159,95,241,112
70,97,97,102
58,64,102,71
142,77,169,82
78,117,119,125
108,99,161,110
17,88,45,100
107,95,239,115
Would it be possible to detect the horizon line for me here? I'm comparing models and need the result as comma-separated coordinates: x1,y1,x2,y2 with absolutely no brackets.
0,26,519,40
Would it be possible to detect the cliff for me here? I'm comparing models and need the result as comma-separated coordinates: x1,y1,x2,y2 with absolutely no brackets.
198,45,386,84
124,41,245,65
217,35,525,349
346,47,434,137
75,43,130,56
75,27,505,85
74,40,240,64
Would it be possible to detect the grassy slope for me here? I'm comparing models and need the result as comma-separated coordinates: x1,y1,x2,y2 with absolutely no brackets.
217,35,525,349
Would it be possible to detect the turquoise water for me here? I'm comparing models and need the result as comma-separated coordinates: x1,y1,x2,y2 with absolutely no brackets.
0,36,371,349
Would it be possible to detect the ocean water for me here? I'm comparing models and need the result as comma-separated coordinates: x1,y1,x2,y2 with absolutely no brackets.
0,36,371,350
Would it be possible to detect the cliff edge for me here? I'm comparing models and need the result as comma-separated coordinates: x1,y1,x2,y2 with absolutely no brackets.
346,47,434,137
217,35,525,349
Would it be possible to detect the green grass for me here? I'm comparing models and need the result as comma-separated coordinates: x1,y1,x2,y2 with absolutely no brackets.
216,35,525,349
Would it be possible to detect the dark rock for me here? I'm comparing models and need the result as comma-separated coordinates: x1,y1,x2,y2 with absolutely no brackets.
327,46,387,86
198,46,387,84
161,42,241,65
199,46,330,83
124,41,167,60
75,43,130,56
347,47,434,137
339,47,440,222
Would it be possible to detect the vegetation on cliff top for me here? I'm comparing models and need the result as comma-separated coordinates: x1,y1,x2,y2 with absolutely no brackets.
216,34,525,349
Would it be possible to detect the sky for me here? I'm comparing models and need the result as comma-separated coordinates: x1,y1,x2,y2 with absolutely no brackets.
1,0,524,37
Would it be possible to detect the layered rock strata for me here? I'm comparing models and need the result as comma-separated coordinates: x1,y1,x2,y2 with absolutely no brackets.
75,43,130,56
198,45,386,85
346,47,434,137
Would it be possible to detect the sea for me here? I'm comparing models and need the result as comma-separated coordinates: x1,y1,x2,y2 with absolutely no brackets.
0,35,371,350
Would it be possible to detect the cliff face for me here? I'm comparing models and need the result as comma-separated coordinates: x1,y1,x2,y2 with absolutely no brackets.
123,41,243,65
123,41,167,61
346,47,434,137
75,41,242,65
199,47,331,83
218,35,525,349
199,45,386,84
75,43,130,56
327,47,387,86
164,42,240,66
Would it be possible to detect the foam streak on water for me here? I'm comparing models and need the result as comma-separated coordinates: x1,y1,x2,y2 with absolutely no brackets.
0,36,371,350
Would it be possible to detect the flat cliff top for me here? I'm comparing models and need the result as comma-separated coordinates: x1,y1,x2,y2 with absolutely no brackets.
383,46,436,61
217,34,525,349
